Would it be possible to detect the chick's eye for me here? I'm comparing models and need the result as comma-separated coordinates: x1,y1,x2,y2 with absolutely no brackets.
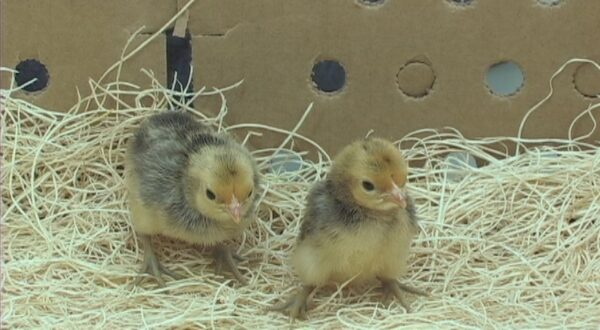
362,181,375,191
206,189,216,200
248,189,253,198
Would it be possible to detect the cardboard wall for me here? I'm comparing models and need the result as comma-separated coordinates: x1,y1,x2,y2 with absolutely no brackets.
0,0,176,111
2,0,599,154
189,0,600,153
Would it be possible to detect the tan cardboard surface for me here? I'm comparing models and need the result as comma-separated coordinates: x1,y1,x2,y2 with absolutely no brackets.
2,0,598,152
0,0,176,112
190,0,600,154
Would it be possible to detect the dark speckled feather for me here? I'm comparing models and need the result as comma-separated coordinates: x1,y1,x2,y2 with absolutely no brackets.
299,178,418,242
129,111,256,232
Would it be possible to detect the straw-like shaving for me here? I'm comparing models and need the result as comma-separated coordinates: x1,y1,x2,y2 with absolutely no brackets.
2,30,600,329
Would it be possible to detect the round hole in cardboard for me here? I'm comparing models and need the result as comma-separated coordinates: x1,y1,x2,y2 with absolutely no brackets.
537,0,562,6
311,60,346,94
269,150,304,174
14,59,49,92
357,0,385,6
445,152,478,182
447,0,474,7
396,61,436,98
573,63,600,98
485,61,525,97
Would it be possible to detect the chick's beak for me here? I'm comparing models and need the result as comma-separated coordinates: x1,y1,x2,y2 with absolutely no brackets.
390,184,407,209
228,196,242,224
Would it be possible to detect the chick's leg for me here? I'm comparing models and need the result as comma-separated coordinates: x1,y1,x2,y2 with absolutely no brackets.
134,234,182,286
269,285,315,320
378,277,428,312
212,245,247,284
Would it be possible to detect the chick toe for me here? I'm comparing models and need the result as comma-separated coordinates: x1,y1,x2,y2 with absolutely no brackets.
134,235,182,287
212,245,247,284
396,282,429,297
269,285,314,320
380,279,411,312
379,278,426,312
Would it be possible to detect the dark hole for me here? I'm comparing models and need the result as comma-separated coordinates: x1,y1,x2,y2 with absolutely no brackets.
14,59,49,92
166,28,194,108
311,60,346,93
358,0,385,6
537,0,561,6
448,0,473,5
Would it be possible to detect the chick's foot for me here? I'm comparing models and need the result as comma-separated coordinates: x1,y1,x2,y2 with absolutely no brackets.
213,245,247,284
134,235,182,287
379,278,428,312
269,285,314,320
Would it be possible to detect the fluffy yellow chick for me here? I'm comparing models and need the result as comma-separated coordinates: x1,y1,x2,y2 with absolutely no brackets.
125,111,260,286
271,137,427,319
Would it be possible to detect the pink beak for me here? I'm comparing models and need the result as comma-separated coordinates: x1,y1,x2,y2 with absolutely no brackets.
228,196,242,224
390,184,407,209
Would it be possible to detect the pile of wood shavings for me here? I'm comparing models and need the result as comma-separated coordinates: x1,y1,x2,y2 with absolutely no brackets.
2,66,599,329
